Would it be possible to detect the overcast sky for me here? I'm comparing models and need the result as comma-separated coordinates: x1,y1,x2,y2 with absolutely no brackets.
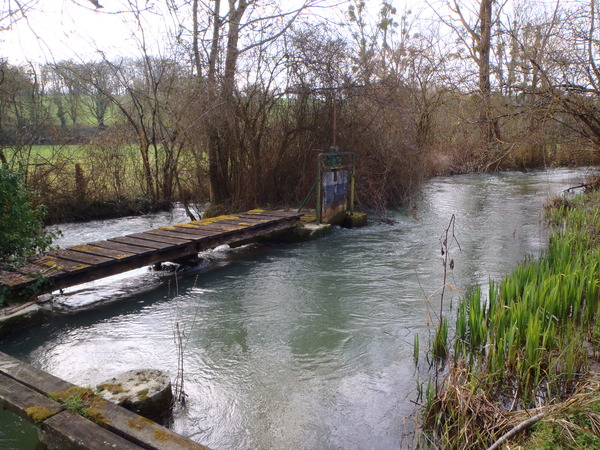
3,0,168,64
2,0,435,65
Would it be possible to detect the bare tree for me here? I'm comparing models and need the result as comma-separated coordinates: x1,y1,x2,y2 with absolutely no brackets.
0,0,37,31
432,0,507,150
0,62,53,166
525,0,600,155
181,0,337,207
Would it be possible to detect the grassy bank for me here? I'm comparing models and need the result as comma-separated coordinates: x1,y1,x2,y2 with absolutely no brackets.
420,185,600,449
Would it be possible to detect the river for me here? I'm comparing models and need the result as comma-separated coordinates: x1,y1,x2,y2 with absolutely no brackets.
0,169,591,449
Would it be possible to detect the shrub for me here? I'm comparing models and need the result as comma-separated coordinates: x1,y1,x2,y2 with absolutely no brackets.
0,166,55,267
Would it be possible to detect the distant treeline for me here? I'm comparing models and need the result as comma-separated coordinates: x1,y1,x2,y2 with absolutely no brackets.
1,1,600,221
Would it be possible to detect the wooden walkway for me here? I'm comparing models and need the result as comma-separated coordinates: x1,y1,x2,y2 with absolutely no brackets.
0,351,207,449
0,210,302,297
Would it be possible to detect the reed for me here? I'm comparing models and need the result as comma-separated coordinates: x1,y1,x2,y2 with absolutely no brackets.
419,189,600,448
413,333,420,366
432,317,449,361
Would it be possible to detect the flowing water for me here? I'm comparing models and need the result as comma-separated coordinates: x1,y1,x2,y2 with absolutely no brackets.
0,169,592,449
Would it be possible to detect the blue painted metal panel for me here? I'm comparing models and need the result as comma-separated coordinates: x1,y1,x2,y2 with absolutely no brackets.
322,170,348,224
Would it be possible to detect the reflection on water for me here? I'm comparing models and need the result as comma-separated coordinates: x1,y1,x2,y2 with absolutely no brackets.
0,169,591,449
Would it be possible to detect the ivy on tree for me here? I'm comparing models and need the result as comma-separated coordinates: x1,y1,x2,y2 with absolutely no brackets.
0,166,55,267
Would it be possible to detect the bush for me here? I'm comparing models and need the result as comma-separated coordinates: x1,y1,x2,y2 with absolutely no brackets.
0,166,55,267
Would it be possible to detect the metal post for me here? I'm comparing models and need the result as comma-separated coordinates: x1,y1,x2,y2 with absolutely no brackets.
316,156,322,224
349,153,355,215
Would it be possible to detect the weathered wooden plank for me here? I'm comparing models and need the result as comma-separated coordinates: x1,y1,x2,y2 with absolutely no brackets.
49,249,114,267
194,216,301,252
217,218,267,227
0,352,207,449
237,212,276,219
89,240,157,256
193,225,242,234
171,222,219,232
150,227,211,240
214,217,272,229
90,401,208,450
0,351,73,395
14,262,64,279
68,245,136,261
0,352,204,447
141,229,198,242
32,241,200,293
163,224,219,237
127,232,192,246
1,211,301,295
0,373,63,423
0,270,36,288
190,214,242,226
244,209,299,218
234,212,300,222
236,214,271,223
29,255,92,273
187,221,245,233
239,212,299,222
109,236,173,250
40,410,144,450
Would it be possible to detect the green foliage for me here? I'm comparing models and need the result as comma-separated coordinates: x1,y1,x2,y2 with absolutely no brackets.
447,191,600,407
413,333,420,365
421,189,600,448
0,166,56,266
432,317,448,361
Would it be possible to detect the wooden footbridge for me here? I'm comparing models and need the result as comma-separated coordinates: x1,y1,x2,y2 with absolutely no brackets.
0,210,302,298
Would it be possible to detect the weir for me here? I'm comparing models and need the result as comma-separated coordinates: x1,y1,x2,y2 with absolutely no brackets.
0,210,307,448
0,209,302,299
0,207,365,446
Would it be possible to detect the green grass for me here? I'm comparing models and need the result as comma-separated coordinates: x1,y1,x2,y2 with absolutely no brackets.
10,145,83,162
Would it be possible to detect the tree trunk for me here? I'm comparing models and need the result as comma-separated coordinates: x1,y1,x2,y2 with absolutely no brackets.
203,0,232,204
138,136,155,203
205,0,249,205
478,0,500,148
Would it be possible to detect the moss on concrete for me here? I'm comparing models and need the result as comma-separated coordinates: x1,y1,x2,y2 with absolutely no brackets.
97,382,126,395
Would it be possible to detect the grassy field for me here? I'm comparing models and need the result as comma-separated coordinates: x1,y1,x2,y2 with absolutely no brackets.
3,145,83,163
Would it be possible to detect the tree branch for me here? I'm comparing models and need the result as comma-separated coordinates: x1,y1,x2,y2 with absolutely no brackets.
487,412,546,450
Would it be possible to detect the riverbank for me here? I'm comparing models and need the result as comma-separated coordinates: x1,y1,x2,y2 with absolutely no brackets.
420,182,600,448
43,197,173,225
